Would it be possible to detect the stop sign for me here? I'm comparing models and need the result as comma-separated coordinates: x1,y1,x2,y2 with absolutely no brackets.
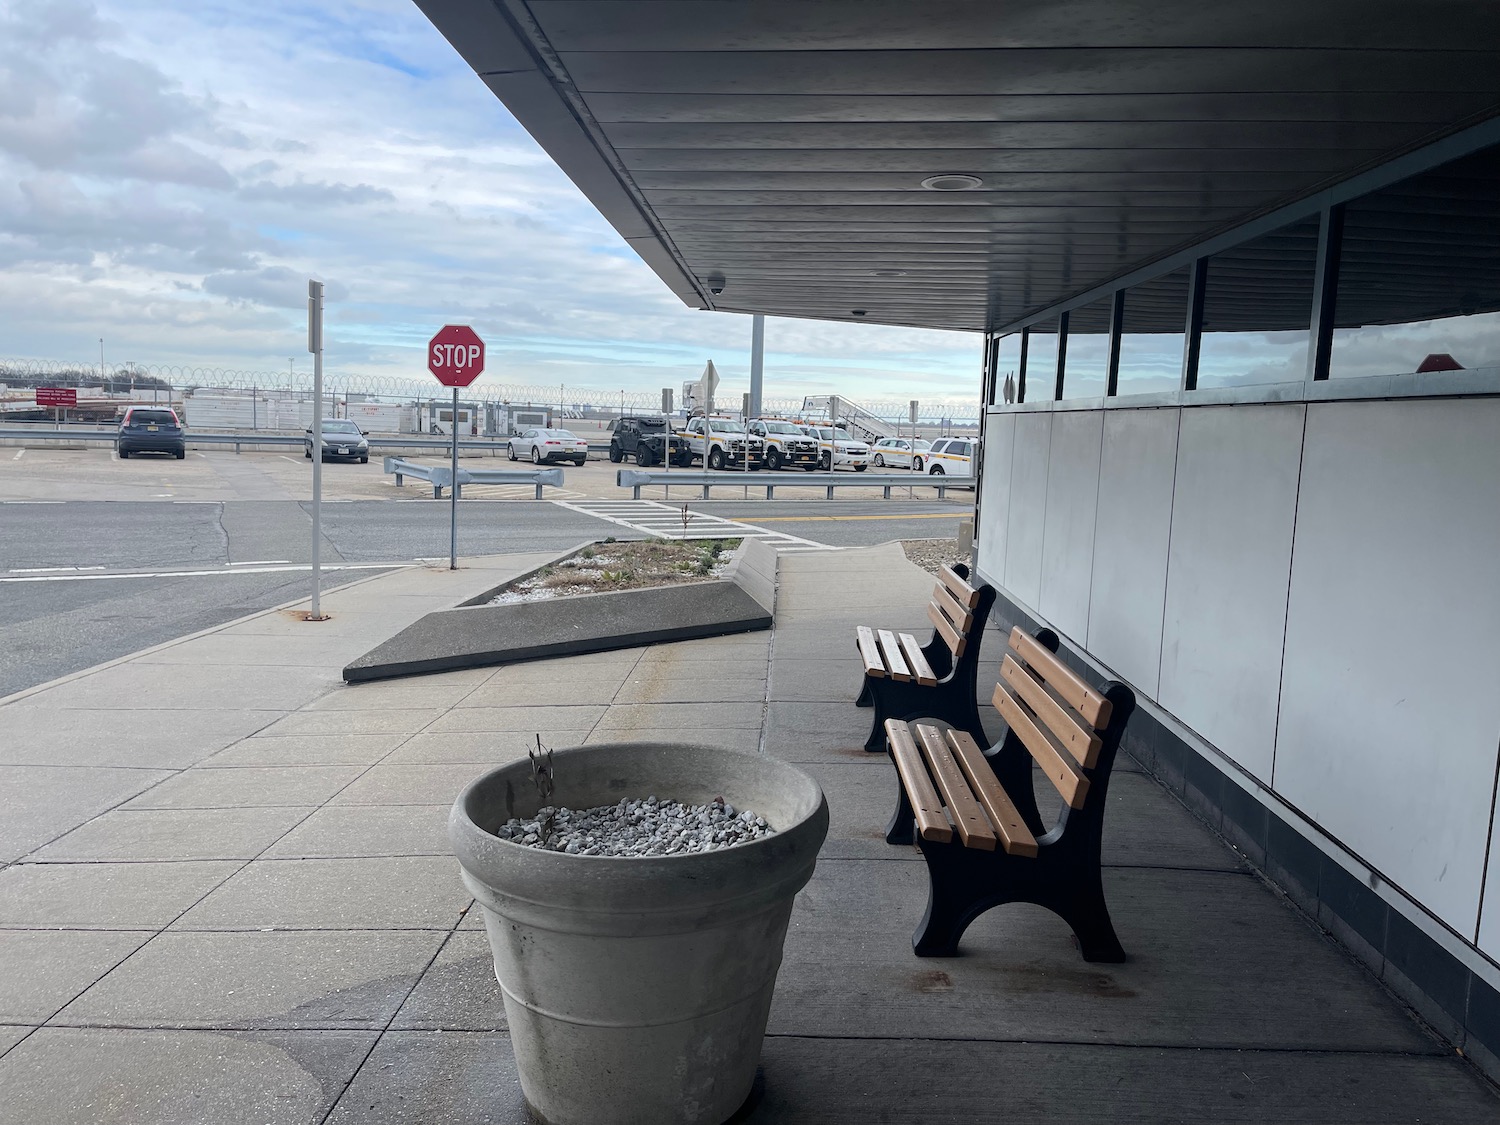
428,325,485,387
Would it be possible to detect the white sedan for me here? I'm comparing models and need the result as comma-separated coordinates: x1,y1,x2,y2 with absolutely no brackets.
508,428,588,465
870,437,932,471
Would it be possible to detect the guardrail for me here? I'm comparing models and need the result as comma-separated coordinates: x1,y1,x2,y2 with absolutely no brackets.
616,468,974,500
385,456,563,499
0,427,605,456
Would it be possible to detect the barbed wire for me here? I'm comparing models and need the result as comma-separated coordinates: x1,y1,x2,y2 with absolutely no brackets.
0,356,981,422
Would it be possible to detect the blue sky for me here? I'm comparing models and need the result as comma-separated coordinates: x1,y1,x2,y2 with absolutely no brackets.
0,0,983,408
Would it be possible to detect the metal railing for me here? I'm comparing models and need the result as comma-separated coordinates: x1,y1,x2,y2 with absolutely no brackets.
616,468,973,500
0,427,603,456
385,457,564,499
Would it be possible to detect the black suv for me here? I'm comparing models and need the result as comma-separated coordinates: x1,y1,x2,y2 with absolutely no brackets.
608,415,686,467
116,406,185,459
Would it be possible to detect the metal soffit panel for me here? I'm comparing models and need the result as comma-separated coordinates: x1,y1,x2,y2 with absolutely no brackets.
417,0,1500,333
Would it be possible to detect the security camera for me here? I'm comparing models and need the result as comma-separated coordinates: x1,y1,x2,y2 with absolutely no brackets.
706,273,726,297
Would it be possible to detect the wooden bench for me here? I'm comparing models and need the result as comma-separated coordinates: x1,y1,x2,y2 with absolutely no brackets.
884,625,1136,962
854,563,997,752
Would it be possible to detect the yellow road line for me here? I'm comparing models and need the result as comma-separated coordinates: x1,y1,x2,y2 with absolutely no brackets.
728,512,963,523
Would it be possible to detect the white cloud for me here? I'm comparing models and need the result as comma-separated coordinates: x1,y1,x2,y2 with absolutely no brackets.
0,0,983,407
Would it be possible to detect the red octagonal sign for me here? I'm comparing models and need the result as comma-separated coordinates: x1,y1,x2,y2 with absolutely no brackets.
428,324,485,387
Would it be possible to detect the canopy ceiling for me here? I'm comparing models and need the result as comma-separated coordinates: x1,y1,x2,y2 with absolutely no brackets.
415,0,1500,333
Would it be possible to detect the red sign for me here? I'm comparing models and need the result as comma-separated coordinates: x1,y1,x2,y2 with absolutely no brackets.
427,325,485,387
35,387,77,407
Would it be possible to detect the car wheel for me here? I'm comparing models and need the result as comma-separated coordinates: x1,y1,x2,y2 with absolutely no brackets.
707,448,726,471
574,457,586,467
676,450,693,467
765,448,782,471
912,457,924,472
608,444,623,463
304,446,311,459
853,463,867,472
176,449,186,460
931,465,945,476
360,455,368,464
507,445,517,461
118,448,129,459
636,447,653,467
531,446,542,464
802,463,817,472
820,451,832,471
873,453,884,467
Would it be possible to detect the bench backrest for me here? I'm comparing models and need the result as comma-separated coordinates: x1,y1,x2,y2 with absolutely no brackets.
928,565,982,657
991,626,1114,810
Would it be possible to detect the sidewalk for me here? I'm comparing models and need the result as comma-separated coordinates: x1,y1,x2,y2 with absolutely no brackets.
1,546,1497,1123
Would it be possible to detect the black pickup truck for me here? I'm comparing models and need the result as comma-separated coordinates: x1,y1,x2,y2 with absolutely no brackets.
607,415,687,467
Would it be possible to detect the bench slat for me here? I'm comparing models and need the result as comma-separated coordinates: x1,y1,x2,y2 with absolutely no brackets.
939,564,982,609
1000,655,1102,768
914,724,997,851
886,720,952,844
993,683,1091,809
931,583,975,635
898,633,938,687
1008,628,1112,728
877,629,912,681
856,626,886,678
946,728,1038,858
928,602,967,658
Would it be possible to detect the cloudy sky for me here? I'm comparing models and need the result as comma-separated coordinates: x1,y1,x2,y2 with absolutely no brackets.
0,0,983,406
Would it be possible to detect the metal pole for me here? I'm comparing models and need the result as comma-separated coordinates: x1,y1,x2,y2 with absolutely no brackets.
308,280,326,620
449,385,459,570
749,314,764,418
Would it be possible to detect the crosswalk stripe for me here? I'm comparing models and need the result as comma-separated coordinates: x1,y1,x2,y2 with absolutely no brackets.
551,498,838,551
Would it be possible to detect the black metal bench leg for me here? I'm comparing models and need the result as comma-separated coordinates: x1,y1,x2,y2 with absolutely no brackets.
855,675,873,707
911,846,977,957
884,760,915,846
1052,876,1126,964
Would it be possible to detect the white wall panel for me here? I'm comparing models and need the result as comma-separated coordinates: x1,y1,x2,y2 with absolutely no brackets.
1159,404,1304,782
975,411,1016,586
1087,409,1181,697
1275,399,1500,941
1038,411,1103,643
1003,413,1052,612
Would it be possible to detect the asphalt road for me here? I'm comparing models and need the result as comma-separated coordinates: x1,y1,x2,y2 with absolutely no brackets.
0,496,969,698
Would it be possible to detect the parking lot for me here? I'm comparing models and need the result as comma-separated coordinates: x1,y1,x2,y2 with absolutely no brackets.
0,445,972,699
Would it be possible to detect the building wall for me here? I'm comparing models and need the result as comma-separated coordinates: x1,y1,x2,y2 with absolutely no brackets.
977,396,1500,960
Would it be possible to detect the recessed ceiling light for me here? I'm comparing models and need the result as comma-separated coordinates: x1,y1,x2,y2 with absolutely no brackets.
851,309,868,316
871,269,908,277
920,173,983,192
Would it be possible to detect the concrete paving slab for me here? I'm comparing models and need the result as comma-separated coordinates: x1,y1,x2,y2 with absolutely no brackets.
745,1036,1500,1125
763,701,869,759
322,1030,525,1125
255,708,445,737
384,730,596,764
120,765,365,810
12,663,340,712
132,633,365,668
29,806,313,863
264,805,451,859
202,734,408,768
455,677,628,707
53,930,448,1030
172,856,469,931
769,656,863,702
0,860,239,928
0,708,278,769
0,765,176,862
590,701,765,731
623,656,770,681
580,727,764,754
389,931,506,1032
426,704,606,733
330,764,489,807
0,1026,29,1056
0,929,148,1022
772,861,1439,1052
344,582,771,683
0,1027,377,1125
611,675,767,704
301,679,485,711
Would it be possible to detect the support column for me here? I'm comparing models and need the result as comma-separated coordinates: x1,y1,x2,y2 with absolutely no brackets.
749,314,765,418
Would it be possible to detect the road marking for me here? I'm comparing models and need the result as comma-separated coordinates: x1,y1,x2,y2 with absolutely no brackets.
229,559,291,566
0,563,402,584
11,449,23,460
0,500,64,504
8,565,108,574
279,455,303,464
726,512,962,523
550,498,835,550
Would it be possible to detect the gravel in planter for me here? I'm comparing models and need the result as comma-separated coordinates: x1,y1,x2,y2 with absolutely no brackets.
492,795,775,856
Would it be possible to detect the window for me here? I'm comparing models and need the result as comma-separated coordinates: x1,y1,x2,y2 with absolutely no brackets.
1196,216,1320,390
1023,320,1060,398
1330,144,1500,378
994,333,1022,402
1061,298,1112,399
1117,268,1189,394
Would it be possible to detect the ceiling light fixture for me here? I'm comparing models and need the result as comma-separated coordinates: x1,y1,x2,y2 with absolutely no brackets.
920,173,983,192
851,309,868,316
871,269,908,277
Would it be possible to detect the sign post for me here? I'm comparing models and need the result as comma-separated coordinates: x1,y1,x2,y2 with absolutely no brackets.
427,325,486,570
307,280,327,621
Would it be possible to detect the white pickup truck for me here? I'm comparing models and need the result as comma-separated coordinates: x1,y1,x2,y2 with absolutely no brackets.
676,416,765,470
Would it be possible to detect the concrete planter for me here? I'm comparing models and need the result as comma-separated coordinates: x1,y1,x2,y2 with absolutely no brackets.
450,741,829,1125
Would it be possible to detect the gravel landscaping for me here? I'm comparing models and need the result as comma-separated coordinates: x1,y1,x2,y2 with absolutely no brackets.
492,795,776,856
489,538,741,603
901,537,968,576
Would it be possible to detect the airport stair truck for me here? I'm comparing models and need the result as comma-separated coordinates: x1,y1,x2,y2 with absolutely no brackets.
801,394,896,443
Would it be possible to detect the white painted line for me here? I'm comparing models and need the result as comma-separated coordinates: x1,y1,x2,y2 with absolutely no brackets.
0,500,64,505
0,563,402,584
279,455,302,465
12,448,23,460
229,559,291,566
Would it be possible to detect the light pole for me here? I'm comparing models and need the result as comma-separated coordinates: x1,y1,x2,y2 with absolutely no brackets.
307,280,328,621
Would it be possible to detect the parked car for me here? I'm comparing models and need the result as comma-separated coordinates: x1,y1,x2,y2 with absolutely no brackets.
304,419,369,463
870,437,932,470
116,406,185,459
747,419,819,470
803,425,870,471
608,415,686,467
509,428,588,465
925,437,978,477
